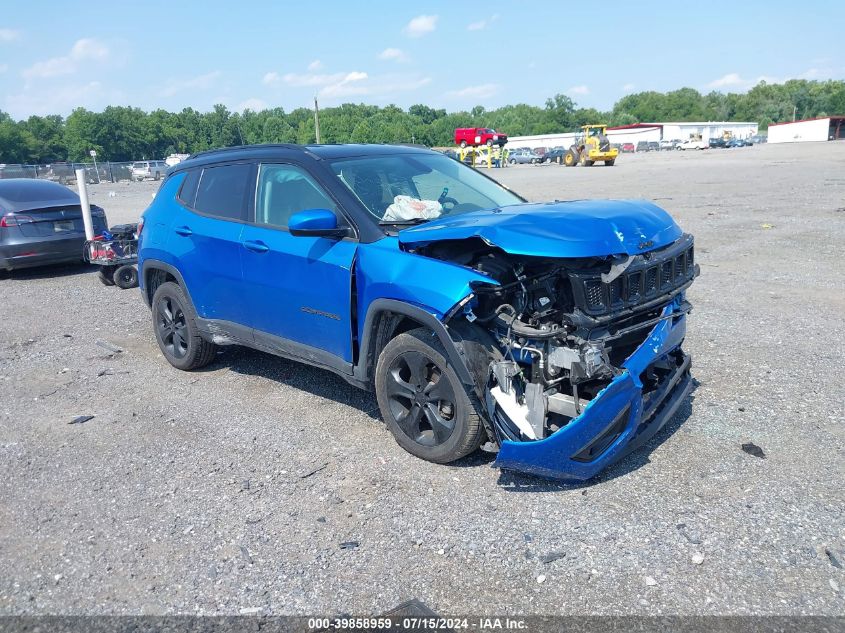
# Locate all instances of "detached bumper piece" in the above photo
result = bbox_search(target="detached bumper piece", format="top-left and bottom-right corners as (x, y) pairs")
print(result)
(493, 304), (692, 481)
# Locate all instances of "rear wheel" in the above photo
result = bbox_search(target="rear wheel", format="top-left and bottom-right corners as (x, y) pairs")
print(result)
(375, 328), (484, 464)
(113, 264), (138, 289)
(564, 150), (578, 166)
(459, 141), (467, 148)
(98, 267), (115, 286)
(486, 139), (494, 147)
(605, 159), (616, 166)
(151, 281), (218, 370)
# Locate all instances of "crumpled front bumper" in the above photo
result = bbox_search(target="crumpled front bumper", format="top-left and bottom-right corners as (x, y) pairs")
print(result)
(492, 302), (692, 481)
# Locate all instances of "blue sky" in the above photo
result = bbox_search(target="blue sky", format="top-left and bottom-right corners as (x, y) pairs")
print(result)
(0, 1), (841, 119)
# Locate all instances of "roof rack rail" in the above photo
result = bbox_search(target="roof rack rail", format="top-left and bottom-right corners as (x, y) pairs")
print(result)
(187, 143), (303, 160)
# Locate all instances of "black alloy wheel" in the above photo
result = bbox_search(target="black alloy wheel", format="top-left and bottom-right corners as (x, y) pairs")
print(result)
(385, 350), (457, 447)
(156, 295), (189, 360)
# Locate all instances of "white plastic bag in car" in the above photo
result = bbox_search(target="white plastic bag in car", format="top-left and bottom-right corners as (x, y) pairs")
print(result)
(382, 195), (443, 222)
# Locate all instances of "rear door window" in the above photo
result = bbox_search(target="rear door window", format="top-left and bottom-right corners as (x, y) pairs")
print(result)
(193, 163), (252, 221)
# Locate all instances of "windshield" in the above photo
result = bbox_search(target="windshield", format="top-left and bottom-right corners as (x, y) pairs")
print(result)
(330, 153), (523, 225)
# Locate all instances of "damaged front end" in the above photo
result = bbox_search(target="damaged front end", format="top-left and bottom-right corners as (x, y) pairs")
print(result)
(428, 232), (699, 481)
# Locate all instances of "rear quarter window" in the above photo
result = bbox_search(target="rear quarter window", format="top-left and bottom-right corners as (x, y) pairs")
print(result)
(177, 169), (201, 207)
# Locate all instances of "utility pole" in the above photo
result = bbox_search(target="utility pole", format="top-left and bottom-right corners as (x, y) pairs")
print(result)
(314, 95), (321, 144)
(793, 105), (797, 122)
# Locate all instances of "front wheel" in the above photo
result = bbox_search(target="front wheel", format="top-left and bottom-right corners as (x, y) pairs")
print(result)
(151, 281), (218, 370)
(375, 328), (485, 464)
(564, 150), (578, 166)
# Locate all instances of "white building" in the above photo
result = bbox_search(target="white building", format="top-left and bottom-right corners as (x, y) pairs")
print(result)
(506, 121), (758, 150)
(767, 116), (845, 143)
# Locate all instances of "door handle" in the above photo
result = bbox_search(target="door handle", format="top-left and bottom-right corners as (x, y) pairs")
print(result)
(243, 240), (269, 253)
(174, 226), (193, 236)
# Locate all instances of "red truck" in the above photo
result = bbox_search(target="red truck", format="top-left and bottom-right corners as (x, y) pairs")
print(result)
(454, 127), (508, 148)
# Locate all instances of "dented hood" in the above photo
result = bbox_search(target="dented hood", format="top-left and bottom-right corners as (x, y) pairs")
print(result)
(398, 199), (683, 258)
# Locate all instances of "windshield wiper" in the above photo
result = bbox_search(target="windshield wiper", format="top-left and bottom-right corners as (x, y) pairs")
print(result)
(379, 217), (433, 226)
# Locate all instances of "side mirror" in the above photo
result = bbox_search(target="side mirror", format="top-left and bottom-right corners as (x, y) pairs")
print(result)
(288, 208), (347, 238)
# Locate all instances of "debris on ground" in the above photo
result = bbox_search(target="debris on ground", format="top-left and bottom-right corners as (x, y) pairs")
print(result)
(644, 576), (658, 586)
(339, 541), (359, 550)
(741, 442), (766, 459)
(69, 415), (95, 425)
(825, 548), (842, 569)
(95, 340), (123, 354)
(536, 574), (546, 584)
(539, 551), (566, 564)
(240, 545), (253, 564)
(676, 523), (703, 545)
(299, 462), (329, 479)
(691, 553), (705, 565)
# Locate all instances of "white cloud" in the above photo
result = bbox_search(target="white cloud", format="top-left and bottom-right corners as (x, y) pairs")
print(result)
(22, 37), (111, 79)
(320, 71), (369, 97)
(446, 83), (501, 100)
(320, 74), (431, 100)
(378, 47), (409, 63)
(159, 71), (221, 97)
(622, 82), (636, 92)
(307, 59), (323, 71)
(236, 98), (268, 112)
(404, 14), (438, 38)
(567, 85), (590, 96)
(5, 80), (125, 118)
(263, 71), (280, 85)
(467, 13), (499, 31)
(0, 28), (20, 42)
(707, 72), (745, 89)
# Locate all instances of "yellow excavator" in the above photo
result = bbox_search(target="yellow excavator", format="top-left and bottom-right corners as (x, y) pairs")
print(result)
(563, 124), (619, 167)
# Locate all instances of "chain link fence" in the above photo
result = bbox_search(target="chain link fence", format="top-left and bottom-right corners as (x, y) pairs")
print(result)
(0, 161), (139, 184)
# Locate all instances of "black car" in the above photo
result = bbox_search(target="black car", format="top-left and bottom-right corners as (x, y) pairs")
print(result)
(708, 137), (727, 149)
(542, 148), (567, 163)
(647, 141), (660, 152)
(636, 141), (650, 152)
(0, 179), (108, 271)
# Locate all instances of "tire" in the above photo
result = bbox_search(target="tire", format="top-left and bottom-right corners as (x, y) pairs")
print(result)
(486, 139), (493, 147)
(154, 171), (161, 181)
(98, 267), (115, 286)
(509, 159), (516, 164)
(564, 150), (578, 166)
(459, 141), (467, 148)
(113, 264), (138, 289)
(375, 328), (484, 464)
(605, 159), (615, 166)
(151, 281), (218, 371)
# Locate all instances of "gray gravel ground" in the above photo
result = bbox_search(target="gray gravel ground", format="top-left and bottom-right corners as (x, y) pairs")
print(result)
(0, 143), (843, 616)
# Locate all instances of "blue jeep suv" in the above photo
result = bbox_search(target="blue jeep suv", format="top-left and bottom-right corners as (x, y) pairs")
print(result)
(138, 143), (698, 481)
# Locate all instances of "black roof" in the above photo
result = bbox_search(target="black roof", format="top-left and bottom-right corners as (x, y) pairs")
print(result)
(175, 143), (434, 172)
(0, 179), (79, 212)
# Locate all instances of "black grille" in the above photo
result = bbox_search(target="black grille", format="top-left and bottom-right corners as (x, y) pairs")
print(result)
(645, 267), (658, 294)
(608, 278), (623, 305)
(628, 271), (642, 300)
(570, 236), (697, 317)
(585, 280), (604, 309)
(661, 261), (673, 287)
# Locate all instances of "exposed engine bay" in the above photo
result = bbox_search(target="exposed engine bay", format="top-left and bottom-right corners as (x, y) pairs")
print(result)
(417, 234), (698, 443)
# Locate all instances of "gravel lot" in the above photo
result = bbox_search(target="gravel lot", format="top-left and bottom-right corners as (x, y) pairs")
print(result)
(1, 143), (843, 616)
